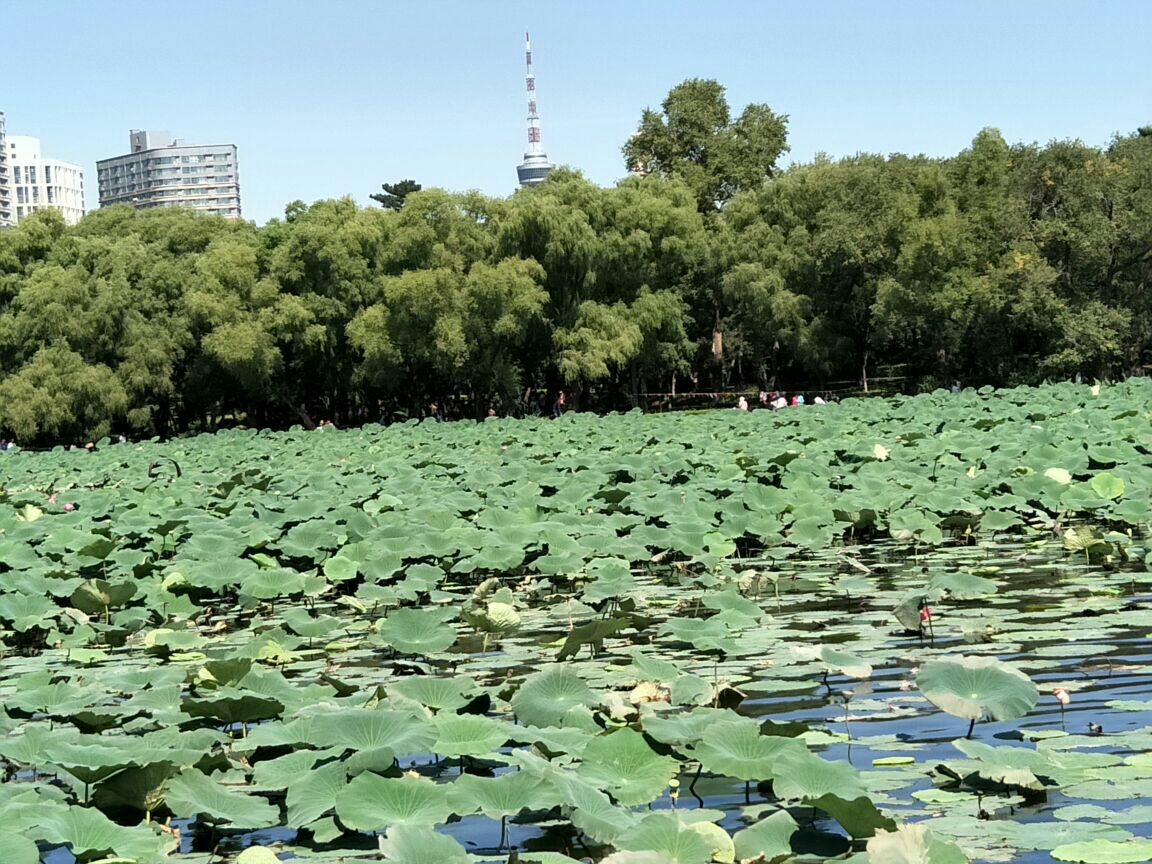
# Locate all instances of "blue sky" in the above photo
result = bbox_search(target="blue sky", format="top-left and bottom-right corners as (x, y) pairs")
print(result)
(5, 0), (1149, 224)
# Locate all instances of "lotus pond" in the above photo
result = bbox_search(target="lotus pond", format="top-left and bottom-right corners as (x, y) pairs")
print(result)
(2, 380), (1152, 864)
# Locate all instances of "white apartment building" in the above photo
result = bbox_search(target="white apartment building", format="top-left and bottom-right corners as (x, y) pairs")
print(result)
(0, 113), (12, 227)
(7, 135), (86, 225)
(97, 130), (240, 217)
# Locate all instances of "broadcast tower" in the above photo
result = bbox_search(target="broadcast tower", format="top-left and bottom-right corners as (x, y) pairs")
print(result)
(516, 32), (554, 187)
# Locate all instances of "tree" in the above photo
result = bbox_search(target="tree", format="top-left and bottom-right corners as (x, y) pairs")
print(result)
(623, 79), (789, 211)
(370, 179), (422, 211)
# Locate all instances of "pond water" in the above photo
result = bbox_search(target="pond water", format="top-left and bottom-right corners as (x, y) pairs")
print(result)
(5, 382), (1152, 864)
(134, 533), (1152, 864)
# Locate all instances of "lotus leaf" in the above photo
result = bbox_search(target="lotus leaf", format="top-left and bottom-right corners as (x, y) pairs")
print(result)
(335, 773), (452, 832)
(1051, 839), (1152, 863)
(447, 772), (550, 820)
(285, 759), (347, 826)
(576, 728), (678, 806)
(165, 769), (280, 828)
(377, 607), (459, 655)
(917, 656), (1037, 724)
(693, 718), (807, 781)
(305, 707), (435, 756)
(432, 714), (512, 758)
(511, 666), (597, 728)
(866, 824), (968, 863)
(615, 812), (715, 864)
(235, 847), (283, 864)
(376, 824), (470, 864)
(732, 809), (799, 863)
(0, 832), (39, 864)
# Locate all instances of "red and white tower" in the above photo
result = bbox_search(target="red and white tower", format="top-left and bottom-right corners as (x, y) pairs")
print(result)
(516, 31), (554, 187)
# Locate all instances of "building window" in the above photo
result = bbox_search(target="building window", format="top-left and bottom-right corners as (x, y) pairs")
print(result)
(47, 188), (54, 203)
(16, 187), (24, 204)
(44, 166), (52, 184)
(28, 166), (36, 184)
(13, 166), (20, 184)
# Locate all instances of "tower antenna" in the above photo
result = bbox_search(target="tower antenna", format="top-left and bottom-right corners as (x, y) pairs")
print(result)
(517, 31), (554, 186)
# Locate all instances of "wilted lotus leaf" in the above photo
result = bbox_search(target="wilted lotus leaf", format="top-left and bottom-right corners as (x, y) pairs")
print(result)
(866, 823), (969, 863)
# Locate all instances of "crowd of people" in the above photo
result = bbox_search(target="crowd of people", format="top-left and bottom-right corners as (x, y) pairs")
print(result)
(735, 391), (832, 411)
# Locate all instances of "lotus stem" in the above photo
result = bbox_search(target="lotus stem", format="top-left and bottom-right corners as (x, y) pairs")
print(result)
(966, 717), (976, 739)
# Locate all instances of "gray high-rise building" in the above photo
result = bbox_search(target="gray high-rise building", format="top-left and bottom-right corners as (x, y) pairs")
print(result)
(0, 113), (13, 227)
(516, 33), (554, 187)
(97, 130), (241, 217)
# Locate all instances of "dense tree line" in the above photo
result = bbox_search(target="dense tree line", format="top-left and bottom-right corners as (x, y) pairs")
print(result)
(0, 80), (1149, 443)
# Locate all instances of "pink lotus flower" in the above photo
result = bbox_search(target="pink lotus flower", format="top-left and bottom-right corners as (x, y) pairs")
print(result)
(919, 607), (933, 622)
(62, 502), (75, 512)
(47, 493), (57, 504)
(1053, 688), (1071, 706)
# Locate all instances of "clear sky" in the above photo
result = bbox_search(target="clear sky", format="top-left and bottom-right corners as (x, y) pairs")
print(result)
(5, 0), (1149, 224)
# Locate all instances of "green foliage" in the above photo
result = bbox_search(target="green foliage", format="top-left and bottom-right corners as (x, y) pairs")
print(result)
(1, 105), (1150, 439)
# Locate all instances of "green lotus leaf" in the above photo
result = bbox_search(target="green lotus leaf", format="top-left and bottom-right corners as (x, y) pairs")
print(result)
(447, 772), (548, 820)
(432, 714), (512, 758)
(793, 645), (872, 679)
(322, 554), (359, 583)
(1051, 839), (1152, 863)
(771, 748), (868, 801)
(866, 824), (968, 863)
(562, 774), (641, 844)
(463, 600), (521, 634)
(306, 707), (435, 756)
(240, 566), (308, 599)
(375, 824), (469, 864)
(615, 812), (715, 864)
(284, 759), (347, 826)
(601, 853), (672, 864)
(377, 607), (459, 655)
(511, 666), (597, 728)
(70, 579), (137, 615)
(732, 809), (799, 863)
(180, 688), (284, 724)
(689, 820), (735, 864)
(808, 793), (897, 839)
(576, 728), (678, 806)
(693, 718), (806, 781)
(389, 676), (475, 713)
(236, 846), (284, 864)
(91, 762), (176, 815)
(335, 773), (452, 832)
(165, 769), (280, 828)
(917, 656), (1037, 723)
(1089, 472), (1125, 500)
(0, 592), (58, 632)
(0, 831), (39, 864)
(38, 804), (175, 861)
(928, 572), (998, 599)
